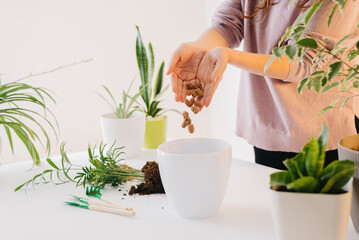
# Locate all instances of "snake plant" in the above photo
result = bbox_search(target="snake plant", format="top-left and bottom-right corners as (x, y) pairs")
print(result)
(270, 123), (356, 194)
(134, 26), (176, 118)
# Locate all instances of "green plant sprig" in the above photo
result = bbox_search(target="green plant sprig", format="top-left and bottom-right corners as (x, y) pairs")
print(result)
(15, 142), (144, 191)
(270, 123), (356, 194)
(265, 1), (359, 116)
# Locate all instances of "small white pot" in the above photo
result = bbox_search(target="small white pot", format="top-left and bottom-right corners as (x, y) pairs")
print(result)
(101, 111), (145, 159)
(270, 189), (352, 240)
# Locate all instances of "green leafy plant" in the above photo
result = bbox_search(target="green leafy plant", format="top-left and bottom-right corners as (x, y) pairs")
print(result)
(270, 123), (356, 194)
(135, 26), (179, 118)
(265, 0), (359, 115)
(0, 59), (91, 165)
(99, 79), (143, 119)
(0, 81), (57, 165)
(15, 142), (144, 191)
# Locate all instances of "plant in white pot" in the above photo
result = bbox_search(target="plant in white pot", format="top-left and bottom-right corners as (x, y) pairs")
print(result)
(134, 26), (179, 149)
(265, 0), (359, 231)
(269, 123), (356, 240)
(99, 80), (146, 158)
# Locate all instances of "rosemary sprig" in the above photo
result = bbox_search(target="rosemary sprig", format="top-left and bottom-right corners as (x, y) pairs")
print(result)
(15, 142), (144, 191)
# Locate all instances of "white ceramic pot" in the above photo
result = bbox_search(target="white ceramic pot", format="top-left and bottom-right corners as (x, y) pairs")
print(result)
(101, 111), (145, 159)
(270, 189), (352, 240)
(338, 134), (359, 233)
(157, 138), (232, 219)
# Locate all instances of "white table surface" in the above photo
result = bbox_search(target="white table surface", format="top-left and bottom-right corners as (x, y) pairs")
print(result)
(0, 149), (358, 240)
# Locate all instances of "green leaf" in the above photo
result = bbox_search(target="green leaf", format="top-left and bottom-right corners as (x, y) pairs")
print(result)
(292, 26), (306, 41)
(321, 81), (339, 93)
(270, 171), (292, 186)
(357, 41), (359, 50)
(283, 153), (304, 179)
(320, 160), (355, 193)
(304, 1), (323, 25)
(272, 47), (284, 57)
(135, 26), (149, 107)
(316, 106), (334, 116)
(327, 5), (338, 30)
(313, 78), (321, 93)
(264, 55), (276, 73)
(148, 42), (155, 81)
(154, 62), (165, 98)
(297, 38), (318, 49)
(287, 176), (320, 193)
(353, 80), (359, 89)
(297, 77), (308, 94)
(285, 45), (297, 60)
(304, 137), (320, 177)
(328, 61), (342, 81)
(340, 97), (350, 110)
(47, 158), (59, 170)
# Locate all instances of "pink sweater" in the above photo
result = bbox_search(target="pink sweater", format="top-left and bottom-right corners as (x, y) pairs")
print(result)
(211, 0), (359, 152)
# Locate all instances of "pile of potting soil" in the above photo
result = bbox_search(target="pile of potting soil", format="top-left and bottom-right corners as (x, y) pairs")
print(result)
(129, 161), (165, 195)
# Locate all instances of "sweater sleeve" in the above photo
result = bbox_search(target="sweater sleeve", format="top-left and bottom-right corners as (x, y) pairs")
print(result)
(286, 0), (359, 82)
(210, 0), (244, 49)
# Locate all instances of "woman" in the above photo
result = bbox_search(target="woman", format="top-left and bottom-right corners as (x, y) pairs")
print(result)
(167, 0), (359, 169)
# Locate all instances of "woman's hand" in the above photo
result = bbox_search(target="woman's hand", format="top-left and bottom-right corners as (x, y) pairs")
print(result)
(166, 43), (205, 102)
(197, 47), (229, 108)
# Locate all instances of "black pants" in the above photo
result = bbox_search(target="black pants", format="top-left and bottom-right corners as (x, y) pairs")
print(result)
(254, 116), (359, 170)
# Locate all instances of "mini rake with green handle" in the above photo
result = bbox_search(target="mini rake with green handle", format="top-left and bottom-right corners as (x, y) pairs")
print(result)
(86, 186), (133, 211)
(65, 201), (135, 217)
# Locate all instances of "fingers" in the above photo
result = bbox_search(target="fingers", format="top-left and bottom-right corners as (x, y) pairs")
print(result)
(167, 52), (180, 75)
(203, 82), (214, 107)
(171, 73), (178, 93)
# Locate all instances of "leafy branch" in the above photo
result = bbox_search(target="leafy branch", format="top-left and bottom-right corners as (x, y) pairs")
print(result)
(266, 0), (359, 116)
(15, 142), (144, 191)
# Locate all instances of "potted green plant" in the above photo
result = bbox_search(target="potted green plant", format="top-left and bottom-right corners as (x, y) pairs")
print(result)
(269, 123), (356, 240)
(266, 0), (359, 232)
(99, 80), (146, 158)
(134, 26), (178, 149)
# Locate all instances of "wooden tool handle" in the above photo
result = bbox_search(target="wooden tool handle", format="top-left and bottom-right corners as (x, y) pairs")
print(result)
(89, 205), (135, 217)
(100, 196), (133, 211)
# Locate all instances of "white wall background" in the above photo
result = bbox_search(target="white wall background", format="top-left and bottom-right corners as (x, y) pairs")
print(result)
(0, 0), (253, 164)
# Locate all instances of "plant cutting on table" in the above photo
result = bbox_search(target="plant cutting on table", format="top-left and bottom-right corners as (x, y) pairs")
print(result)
(15, 142), (144, 191)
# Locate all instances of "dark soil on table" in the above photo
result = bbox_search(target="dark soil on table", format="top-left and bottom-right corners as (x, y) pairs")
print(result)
(129, 161), (165, 195)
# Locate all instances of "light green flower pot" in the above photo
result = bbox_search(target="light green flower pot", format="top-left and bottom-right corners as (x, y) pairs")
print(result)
(143, 115), (167, 149)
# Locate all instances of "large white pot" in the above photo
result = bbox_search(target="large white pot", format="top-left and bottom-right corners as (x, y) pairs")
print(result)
(101, 111), (145, 159)
(270, 189), (352, 240)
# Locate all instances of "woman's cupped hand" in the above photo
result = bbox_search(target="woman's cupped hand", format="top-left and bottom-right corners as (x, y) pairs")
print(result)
(167, 44), (229, 110)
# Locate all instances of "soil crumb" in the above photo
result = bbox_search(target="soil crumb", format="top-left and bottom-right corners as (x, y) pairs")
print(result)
(129, 161), (165, 195)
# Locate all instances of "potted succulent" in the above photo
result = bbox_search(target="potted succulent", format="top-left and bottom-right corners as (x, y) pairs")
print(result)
(269, 123), (356, 240)
(134, 26), (179, 149)
(266, 0), (359, 232)
(99, 80), (146, 158)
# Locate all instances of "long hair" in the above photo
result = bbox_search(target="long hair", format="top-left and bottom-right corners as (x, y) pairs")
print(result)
(244, 0), (312, 20)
